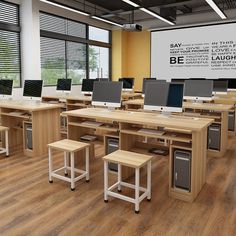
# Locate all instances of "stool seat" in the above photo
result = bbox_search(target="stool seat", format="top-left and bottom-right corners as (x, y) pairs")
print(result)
(48, 139), (89, 153)
(103, 150), (152, 168)
(0, 126), (9, 132)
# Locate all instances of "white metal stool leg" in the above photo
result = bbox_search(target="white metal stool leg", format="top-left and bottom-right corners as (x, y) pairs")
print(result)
(118, 164), (122, 192)
(48, 147), (53, 183)
(64, 151), (68, 176)
(135, 168), (140, 213)
(147, 161), (152, 201)
(85, 147), (90, 182)
(70, 152), (75, 191)
(5, 129), (9, 157)
(104, 161), (108, 202)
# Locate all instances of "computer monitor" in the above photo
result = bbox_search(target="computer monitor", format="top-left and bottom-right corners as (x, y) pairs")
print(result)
(56, 79), (72, 92)
(0, 79), (13, 97)
(212, 79), (228, 94)
(220, 79), (236, 90)
(166, 83), (184, 112)
(184, 80), (213, 101)
(23, 80), (43, 100)
(81, 79), (98, 95)
(144, 82), (184, 113)
(92, 81), (123, 108)
(119, 78), (134, 91)
(142, 78), (165, 95)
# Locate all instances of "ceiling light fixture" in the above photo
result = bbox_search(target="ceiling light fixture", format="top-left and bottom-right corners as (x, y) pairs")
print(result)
(92, 16), (123, 27)
(205, 0), (227, 19)
(40, 0), (90, 16)
(122, 0), (140, 8)
(140, 8), (175, 26)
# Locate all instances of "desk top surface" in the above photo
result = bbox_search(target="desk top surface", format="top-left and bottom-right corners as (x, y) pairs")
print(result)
(64, 108), (213, 131)
(0, 100), (61, 111)
(183, 102), (233, 111)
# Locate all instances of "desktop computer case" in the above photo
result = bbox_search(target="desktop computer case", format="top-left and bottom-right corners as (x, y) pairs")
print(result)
(107, 138), (119, 172)
(228, 111), (235, 131)
(208, 124), (221, 150)
(173, 150), (191, 191)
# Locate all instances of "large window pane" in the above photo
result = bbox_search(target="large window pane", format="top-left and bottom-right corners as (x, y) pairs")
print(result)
(67, 42), (86, 84)
(89, 46), (109, 79)
(89, 26), (109, 43)
(40, 37), (66, 86)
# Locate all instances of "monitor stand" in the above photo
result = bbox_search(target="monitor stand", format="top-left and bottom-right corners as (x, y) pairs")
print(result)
(157, 111), (171, 118)
(193, 100), (203, 104)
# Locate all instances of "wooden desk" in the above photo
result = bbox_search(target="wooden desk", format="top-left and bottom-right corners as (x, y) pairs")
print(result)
(0, 100), (61, 157)
(121, 92), (142, 101)
(213, 97), (236, 135)
(64, 107), (212, 202)
(123, 99), (144, 110)
(183, 102), (233, 157)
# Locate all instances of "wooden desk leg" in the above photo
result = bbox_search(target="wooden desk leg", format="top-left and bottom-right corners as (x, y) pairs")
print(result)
(104, 161), (108, 202)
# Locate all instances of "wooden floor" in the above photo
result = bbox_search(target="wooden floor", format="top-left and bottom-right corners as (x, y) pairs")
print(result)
(0, 137), (236, 236)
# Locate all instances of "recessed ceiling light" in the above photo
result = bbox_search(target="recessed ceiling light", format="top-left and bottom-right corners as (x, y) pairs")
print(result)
(140, 8), (175, 26)
(205, 0), (227, 19)
(40, 0), (90, 16)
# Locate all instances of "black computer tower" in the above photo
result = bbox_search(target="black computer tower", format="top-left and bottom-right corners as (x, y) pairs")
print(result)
(107, 138), (119, 172)
(173, 150), (191, 191)
(228, 111), (235, 131)
(208, 124), (221, 150)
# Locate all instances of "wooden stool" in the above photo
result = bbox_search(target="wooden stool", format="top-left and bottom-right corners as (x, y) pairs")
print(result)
(48, 139), (90, 191)
(0, 126), (9, 157)
(103, 150), (152, 213)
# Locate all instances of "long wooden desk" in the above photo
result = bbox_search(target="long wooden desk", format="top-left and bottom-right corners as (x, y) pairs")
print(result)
(64, 107), (213, 202)
(123, 98), (232, 157)
(0, 100), (61, 157)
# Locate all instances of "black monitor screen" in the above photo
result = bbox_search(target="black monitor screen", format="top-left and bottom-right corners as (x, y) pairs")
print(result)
(56, 79), (72, 91)
(119, 78), (134, 89)
(167, 83), (184, 108)
(82, 79), (98, 92)
(92, 81), (122, 104)
(184, 80), (213, 97)
(142, 79), (165, 94)
(213, 80), (228, 92)
(144, 82), (169, 106)
(221, 79), (236, 89)
(0, 80), (13, 95)
(23, 80), (43, 98)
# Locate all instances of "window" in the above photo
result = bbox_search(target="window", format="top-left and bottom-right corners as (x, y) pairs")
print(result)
(40, 13), (111, 85)
(0, 1), (21, 87)
(89, 26), (109, 43)
(89, 46), (109, 79)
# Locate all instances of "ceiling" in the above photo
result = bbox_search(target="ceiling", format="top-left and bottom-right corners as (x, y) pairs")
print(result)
(48, 0), (236, 29)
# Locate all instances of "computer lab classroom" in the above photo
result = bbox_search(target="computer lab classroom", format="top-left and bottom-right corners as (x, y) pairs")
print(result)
(1, 0), (236, 235)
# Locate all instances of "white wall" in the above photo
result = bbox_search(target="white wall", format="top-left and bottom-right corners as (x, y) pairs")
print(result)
(6, 0), (111, 99)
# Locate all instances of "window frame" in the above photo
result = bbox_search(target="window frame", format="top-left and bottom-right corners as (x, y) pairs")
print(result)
(40, 12), (112, 87)
(0, 0), (21, 88)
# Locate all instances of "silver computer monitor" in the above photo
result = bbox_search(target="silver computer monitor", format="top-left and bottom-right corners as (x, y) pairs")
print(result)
(81, 79), (98, 95)
(0, 79), (13, 98)
(144, 82), (184, 113)
(212, 79), (228, 94)
(119, 78), (134, 92)
(184, 80), (213, 101)
(92, 81), (123, 108)
(142, 78), (165, 95)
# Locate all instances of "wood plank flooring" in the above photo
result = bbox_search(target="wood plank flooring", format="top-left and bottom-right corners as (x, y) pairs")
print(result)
(0, 138), (236, 236)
